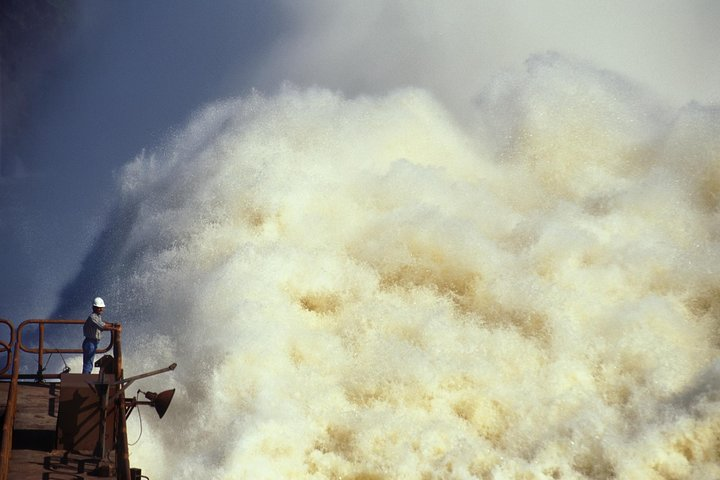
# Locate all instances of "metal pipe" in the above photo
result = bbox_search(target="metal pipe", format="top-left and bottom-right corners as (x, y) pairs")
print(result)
(110, 363), (178, 389)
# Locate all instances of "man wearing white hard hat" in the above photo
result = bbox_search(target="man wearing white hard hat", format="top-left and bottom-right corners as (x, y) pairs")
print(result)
(82, 297), (118, 374)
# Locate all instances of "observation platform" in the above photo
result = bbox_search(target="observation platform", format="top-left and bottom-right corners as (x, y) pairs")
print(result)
(0, 318), (175, 480)
(0, 381), (116, 479)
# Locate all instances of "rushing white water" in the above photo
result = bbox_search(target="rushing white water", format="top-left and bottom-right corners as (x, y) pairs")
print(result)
(76, 54), (719, 479)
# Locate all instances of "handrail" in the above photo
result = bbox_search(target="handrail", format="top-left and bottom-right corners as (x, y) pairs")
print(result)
(8, 319), (114, 381)
(0, 319), (13, 376)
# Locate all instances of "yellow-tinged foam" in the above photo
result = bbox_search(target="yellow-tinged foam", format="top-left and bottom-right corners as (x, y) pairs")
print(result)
(111, 59), (719, 479)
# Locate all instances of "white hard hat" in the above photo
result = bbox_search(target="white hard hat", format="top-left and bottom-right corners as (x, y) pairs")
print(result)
(92, 297), (106, 308)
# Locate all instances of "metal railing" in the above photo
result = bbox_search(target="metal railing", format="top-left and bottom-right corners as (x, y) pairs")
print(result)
(0, 319), (131, 480)
(0, 320), (13, 377)
(0, 319), (114, 381)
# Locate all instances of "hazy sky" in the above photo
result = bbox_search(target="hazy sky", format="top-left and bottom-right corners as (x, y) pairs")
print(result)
(1, 0), (718, 321)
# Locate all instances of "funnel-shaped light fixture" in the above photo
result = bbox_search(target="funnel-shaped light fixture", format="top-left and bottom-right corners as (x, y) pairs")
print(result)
(143, 389), (175, 419)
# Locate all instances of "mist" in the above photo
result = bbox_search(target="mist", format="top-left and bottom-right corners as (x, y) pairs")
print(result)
(1, 1), (720, 479)
(2, 0), (719, 320)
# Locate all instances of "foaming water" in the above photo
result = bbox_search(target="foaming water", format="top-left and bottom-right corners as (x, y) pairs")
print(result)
(78, 55), (719, 479)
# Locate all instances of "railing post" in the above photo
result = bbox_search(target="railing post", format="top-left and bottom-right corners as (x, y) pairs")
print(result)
(0, 332), (22, 480)
(0, 319), (14, 377)
(36, 323), (45, 382)
(113, 325), (131, 480)
(114, 327), (123, 383)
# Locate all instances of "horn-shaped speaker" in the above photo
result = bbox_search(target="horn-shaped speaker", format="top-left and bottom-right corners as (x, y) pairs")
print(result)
(144, 389), (175, 419)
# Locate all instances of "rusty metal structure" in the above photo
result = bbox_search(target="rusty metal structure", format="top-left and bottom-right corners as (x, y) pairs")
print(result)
(0, 318), (175, 480)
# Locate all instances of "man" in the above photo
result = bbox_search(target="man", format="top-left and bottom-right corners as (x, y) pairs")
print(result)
(82, 297), (117, 374)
